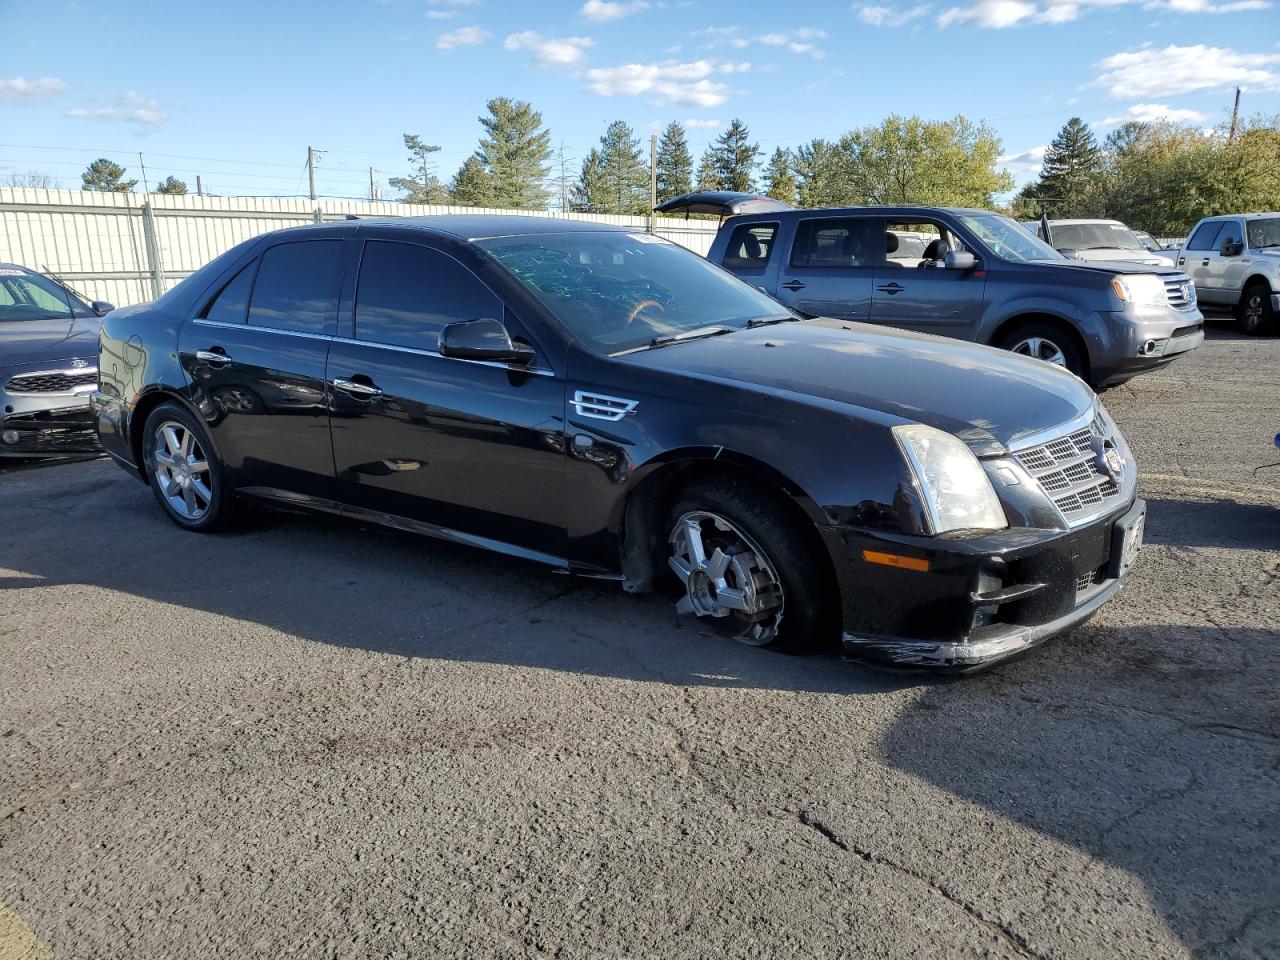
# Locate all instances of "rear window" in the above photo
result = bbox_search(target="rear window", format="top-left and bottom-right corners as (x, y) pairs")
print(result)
(790, 218), (879, 269)
(246, 240), (343, 334)
(201, 263), (255, 325)
(721, 223), (777, 272)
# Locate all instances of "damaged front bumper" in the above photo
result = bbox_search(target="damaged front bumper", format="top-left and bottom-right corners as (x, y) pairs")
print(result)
(0, 405), (100, 457)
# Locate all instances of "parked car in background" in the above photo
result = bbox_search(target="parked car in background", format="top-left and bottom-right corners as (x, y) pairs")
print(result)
(680, 194), (1203, 388)
(1025, 219), (1176, 267)
(0, 262), (112, 458)
(94, 216), (1144, 670)
(1176, 213), (1280, 335)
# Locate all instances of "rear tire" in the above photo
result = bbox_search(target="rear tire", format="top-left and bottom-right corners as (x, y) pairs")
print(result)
(1238, 282), (1277, 336)
(142, 402), (235, 532)
(665, 474), (837, 654)
(999, 321), (1087, 380)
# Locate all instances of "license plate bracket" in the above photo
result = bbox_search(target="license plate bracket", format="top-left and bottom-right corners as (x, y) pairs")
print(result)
(1109, 499), (1146, 579)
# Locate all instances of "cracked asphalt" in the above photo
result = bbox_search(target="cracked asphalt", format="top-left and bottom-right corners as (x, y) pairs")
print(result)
(1, 323), (1277, 959)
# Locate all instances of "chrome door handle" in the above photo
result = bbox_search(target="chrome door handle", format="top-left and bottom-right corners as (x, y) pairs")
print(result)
(1201, 259), (1210, 265)
(195, 349), (232, 365)
(333, 377), (383, 398)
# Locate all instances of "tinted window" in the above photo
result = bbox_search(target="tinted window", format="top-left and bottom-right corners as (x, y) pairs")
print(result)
(721, 223), (777, 271)
(1246, 217), (1280, 249)
(790, 218), (880, 268)
(1187, 221), (1225, 251)
(247, 240), (343, 334)
(201, 263), (255, 324)
(1216, 220), (1243, 250)
(0, 269), (73, 322)
(354, 241), (501, 351)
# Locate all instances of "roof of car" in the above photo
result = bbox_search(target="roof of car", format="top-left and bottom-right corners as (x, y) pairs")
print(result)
(730, 205), (996, 220)
(1045, 219), (1126, 226)
(0, 261), (33, 272)
(1198, 212), (1280, 221)
(356, 214), (629, 240)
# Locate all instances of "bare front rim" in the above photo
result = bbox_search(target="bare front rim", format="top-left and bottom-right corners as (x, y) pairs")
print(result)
(1010, 336), (1067, 367)
(152, 421), (213, 520)
(668, 511), (784, 645)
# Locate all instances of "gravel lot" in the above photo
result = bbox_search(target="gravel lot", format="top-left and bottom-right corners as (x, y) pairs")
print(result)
(1, 324), (1277, 960)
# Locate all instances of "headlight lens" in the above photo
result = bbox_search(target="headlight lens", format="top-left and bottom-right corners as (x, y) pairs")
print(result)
(1111, 274), (1168, 307)
(893, 424), (1008, 534)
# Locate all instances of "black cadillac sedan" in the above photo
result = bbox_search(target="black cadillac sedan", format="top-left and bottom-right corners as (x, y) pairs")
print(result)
(93, 216), (1144, 669)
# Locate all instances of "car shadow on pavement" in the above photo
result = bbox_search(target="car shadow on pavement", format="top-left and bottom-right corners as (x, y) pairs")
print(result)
(1143, 496), (1280, 552)
(879, 620), (1280, 958)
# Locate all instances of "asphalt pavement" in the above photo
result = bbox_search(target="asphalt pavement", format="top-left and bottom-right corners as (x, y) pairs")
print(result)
(1, 323), (1277, 959)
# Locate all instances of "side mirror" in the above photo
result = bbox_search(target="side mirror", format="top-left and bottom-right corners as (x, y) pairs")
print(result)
(438, 317), (535, 365)
(91, 300), (115, 316)
(944, 250), (976, 271)
(1219, 239), (1243, 257)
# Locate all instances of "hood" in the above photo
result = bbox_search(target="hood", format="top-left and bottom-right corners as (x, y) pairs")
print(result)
(1070, 248), (1174, 267)
(0, 315), (102, 370)
(621, 319), (1093, 454)
(1034, 258), (1182, 278)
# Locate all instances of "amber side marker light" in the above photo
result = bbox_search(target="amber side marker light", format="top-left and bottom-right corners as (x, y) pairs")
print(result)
(862, 549), (930, 573)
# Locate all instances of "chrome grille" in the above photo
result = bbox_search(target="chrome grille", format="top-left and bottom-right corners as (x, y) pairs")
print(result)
(1014, 415), (1126, 526)
(5, 369), (97, 394)
(1162, 274), (1196, 310)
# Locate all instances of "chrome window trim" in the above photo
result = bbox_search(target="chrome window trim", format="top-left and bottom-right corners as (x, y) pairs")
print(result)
(192, 318), (331, 342)
(330, 335), (556, 378)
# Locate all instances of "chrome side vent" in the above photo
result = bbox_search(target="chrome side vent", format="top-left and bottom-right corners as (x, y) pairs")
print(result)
(572, 390), (638, 422)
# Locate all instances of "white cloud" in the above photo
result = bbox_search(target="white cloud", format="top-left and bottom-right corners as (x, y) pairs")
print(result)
(856, 4), (932, 26)
(583, 59), (733, 107)
(1095, 43), (1280, 98)
(426, 10), (456, 18)
(427, 0), (478, 5)
(938, 0), (1268, 27)
(939, 1), (1037, 27)
(683, 118), (722, 128)
(1099, 101), (1210, 127)
(580, 0), (650, 21)
(0, 76), (67, 104)
(504, 31), (595, 67)
(436, 25), (490, 48)
(999, 145), (1048, 176)
(755, 28), (827, 57)
(1147, 0), (1270, 10)
(66, 91), (169, 127)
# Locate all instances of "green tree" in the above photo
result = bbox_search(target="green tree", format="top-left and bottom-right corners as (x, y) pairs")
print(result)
(592, 120), (648, 215)
(793, 139), (855, 207)
(841, 115), (1012, 207)
(154, 175), (187, 195)
(448, 155), (496, 207)
(1028, 117), (1105, 218)
(762, 147), (797, 204)
(476, 97), (551, 209)
(81, 158), (136, 193)
(571, 148), (608, 213)
(694, 147), (718, 191)
(389, 133), (449, 204)
(708, 118), (759, 192)
(655, 121), (693, 203)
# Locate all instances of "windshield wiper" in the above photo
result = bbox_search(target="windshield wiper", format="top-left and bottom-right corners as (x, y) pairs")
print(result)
(746, 315), (799, 328)
(647, 325), (735, 348)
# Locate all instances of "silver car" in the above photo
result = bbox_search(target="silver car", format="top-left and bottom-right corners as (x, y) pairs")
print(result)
(0, 263), (112, 457)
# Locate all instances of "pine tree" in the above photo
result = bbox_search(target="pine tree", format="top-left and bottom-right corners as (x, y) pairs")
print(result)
(476, 98), (552, 209)
(594, 120), (648, 215)
(81, 158), (136, 193)
(449, 156), (495, 208)
(389, 134), (449, 204)
(655, 121), (693, 203)
(709, 118), (760, 193)
(1030, 117), (1104, 218)
(762, 147), (796, 204)
(571, 148), (608, 213)
(695, 147), (719, 191)
(154, 175), (187, 195)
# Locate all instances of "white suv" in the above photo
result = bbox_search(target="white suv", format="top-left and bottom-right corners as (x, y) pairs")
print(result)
(1027, 219), (1176, 267)
(1176, 214), (1280, 335)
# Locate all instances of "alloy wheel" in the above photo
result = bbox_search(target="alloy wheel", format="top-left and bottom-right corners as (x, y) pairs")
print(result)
(1243, 292), (1264, 329)
(152, 421), (213, 521)
(668, 511), (784, 645)
(1010, 336), (1067, 366)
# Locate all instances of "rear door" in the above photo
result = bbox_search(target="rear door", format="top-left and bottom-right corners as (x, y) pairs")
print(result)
(325, 233), (567, 558)
(1178, 220), (1225, 301)
(774, 216), (877, 320)
(180, 234), (345, 498)
(868, 217), (987, 340)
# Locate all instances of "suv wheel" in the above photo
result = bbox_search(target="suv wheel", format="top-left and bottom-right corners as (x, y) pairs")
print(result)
(665, 475), (835, 653)
(1000, 322), (1086, 379)
(142, 402), (235, 531)
(1239, 282), (1277, 336)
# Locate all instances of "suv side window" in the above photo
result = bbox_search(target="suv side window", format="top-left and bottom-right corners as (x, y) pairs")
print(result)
(790, 218), (880, 269)
(722, 223), (777, 272)
(201, 262), (256, 324)
(355, 240), (501, 351)
(1186, 221), (1225, 252)
(247, 240), (344, 334)
(1216, 220), (1243, 251)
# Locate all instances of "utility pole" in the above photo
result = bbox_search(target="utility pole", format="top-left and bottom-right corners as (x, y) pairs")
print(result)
(307, 145), (318, 200)
(649, 134), (658, 233)
(196, 175), (203, 197)
(1228, 87), (1242, 143)
(138, 152), (151, 195)
(369, 167), (377, 201)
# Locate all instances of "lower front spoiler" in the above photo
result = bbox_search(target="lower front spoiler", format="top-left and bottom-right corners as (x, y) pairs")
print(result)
(842, 577), (1122, 671)
(0, 406), (100, 458)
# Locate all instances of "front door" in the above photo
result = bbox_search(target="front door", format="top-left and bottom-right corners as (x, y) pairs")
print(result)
(773, 216), (877, 321)
(180, 235), (345, 498)
(868, 218), (987, 340)
(326, 236), (567, 559)
(1178, 221), (1225, 302)
(1205, 219), (1247, 299)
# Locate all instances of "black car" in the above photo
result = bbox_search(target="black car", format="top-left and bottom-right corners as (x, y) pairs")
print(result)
(94, 217), (1144, 669)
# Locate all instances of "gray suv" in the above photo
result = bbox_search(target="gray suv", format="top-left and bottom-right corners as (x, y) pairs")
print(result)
(687, 198), (1204, 388)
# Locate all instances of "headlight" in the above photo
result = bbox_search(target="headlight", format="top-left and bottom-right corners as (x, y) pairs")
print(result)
(893, 424), (1008, 534)
(1111, 274), (1167, 307)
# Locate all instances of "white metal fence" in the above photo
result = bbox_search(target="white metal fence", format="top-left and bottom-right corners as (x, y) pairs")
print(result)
(0, 188), (722, 308)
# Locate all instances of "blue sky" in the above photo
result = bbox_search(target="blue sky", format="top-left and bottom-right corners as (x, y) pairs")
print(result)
(2, 0), (1278, 201)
